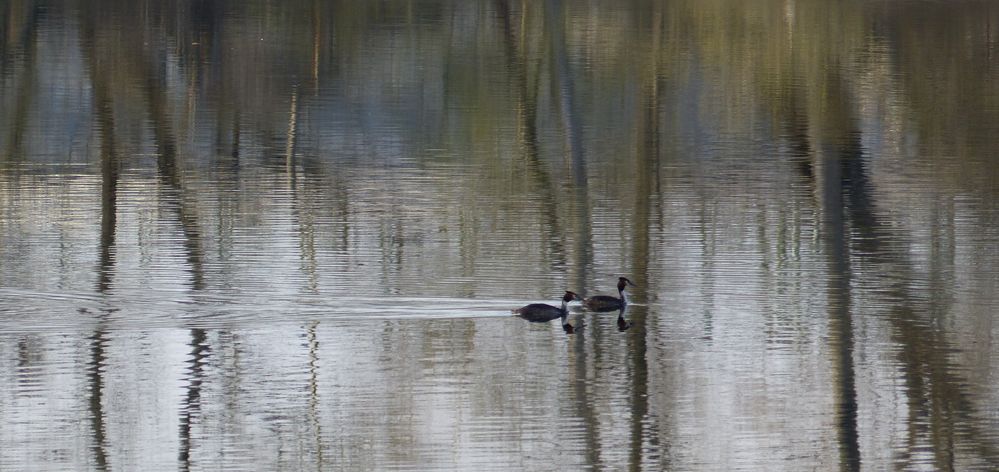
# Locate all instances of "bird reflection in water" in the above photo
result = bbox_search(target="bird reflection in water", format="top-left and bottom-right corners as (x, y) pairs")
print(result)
(562, 315), (580, 334)
(616, 306), (631, 331)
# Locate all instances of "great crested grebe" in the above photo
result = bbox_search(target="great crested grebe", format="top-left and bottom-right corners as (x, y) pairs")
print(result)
(583, 277), (636, 312)
(513, 291), (582, 323)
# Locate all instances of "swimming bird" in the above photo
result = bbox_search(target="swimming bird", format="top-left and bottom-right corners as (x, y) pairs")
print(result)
(583, 277), (636, 312)
(513, 291), (582, 323)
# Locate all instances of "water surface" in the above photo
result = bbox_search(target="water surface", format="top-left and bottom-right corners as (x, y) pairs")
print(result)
(1, 1), (998, 470)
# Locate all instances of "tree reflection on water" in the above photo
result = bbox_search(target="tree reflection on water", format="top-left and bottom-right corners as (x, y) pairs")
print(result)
(1, 0), (997, 470)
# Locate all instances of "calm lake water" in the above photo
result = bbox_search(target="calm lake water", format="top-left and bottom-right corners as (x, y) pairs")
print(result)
(2, 0), (998, 470)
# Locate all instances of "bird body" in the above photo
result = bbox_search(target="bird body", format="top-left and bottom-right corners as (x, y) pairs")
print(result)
(583, 277), (636, 312)
(513, 291), (581, 322)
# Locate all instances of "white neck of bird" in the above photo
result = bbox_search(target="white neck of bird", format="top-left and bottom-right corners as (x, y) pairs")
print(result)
(560, 299), (568, 311)
(619, 287), (628, 305)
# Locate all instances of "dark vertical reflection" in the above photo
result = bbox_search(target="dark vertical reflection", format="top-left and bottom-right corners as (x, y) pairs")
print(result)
(814, 56), (999, 467)
(819, 143), (861, 472)
(86, 329), (110, 472)
(294, 175), (320, 293)
(285, 85), (300, 177)
(178, 329), (209, 472)
(0, 0), (43, 77)
(889, 295), (999, 468)
(539, 1), (603, 467)
(814, 73), (861, 472)
(545, 0), (592, 287)
(311, 0), (322, 92)
(1, 2), (42, 163)
(287, 86), (320, 293)
(140, 44), (206, 291)
(833, 98), (999, 469)
(627, 4), (666, 469)
(497, 0), (565, 269)
(131, 12), (210, 468)
(88, 51), (119, 294)
(779, 79), (815, 179)
(829, 116), (999, 470)
(141, 68), (210, 472)
(787, 23), (999, 468)
(80, 4), (117, 468)
(307, 322), (324, 469)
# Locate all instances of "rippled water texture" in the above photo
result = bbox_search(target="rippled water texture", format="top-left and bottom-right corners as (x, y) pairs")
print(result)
(2, 1), (998, 470)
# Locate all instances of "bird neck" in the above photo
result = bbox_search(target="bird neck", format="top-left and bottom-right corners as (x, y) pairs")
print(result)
(619, 288), (628, 305)
(560, 298), (568, 312)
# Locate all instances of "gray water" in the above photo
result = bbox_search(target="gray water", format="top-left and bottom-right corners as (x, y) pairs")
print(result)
(2, 1), (998, 470)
